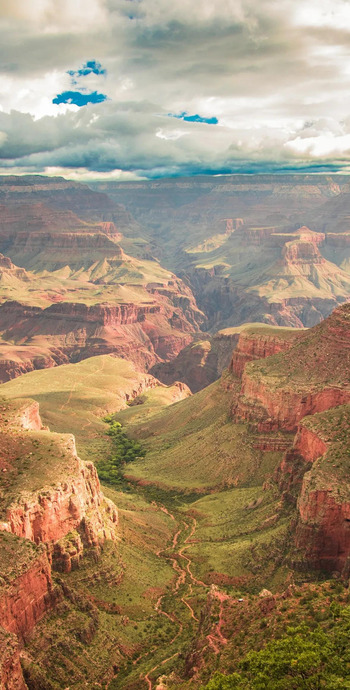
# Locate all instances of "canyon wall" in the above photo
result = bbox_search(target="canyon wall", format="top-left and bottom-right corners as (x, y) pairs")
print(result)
(0, 628), (28, 690)
(230, 327), (302, 379)
(229, 306), (350, 574)
(0, 294), (202, 382)
(0, 397), (120, 685)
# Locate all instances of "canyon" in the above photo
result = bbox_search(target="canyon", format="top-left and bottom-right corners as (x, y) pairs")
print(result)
(0, 173), (350, 688)
(93, 175), (350, 329)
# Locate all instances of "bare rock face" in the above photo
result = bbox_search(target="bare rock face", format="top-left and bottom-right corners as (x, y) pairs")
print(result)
(151, 326), (255, 392)
(230, 326), (303, 379)
(232, 304), (350, 432)
(52, 532), (84, 573)
(0, 293), (203, 382)
(151, 339), (218, 392)
(296, 482), (350, 574)
(0, 540), (53, 640)
(2, 453), (118, 547)
(0, 348), (69, 383)
(0, 627), (28, 689)
(235, 374), (349, 432)
(286, 404), (350, 574)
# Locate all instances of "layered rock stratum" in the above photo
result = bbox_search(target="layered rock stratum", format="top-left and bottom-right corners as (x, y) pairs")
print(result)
(0, 396), (119, 686)
(230, 304), (350, 574)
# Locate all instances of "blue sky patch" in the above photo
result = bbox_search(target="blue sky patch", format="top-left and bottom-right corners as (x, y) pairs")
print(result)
(68, 60), (106, 80)
(52, 91), (108, 107)
(169, 112), (218, 125)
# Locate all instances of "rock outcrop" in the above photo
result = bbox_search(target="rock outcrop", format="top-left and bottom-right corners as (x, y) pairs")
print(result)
(151, 324), (295, 393)
(232, 304), (350, 432)
(230, 325), (303, 379)
(0, 395), (120, 686)
(229, 306), (350, 575)
(0, 536), (53, 640)
(0, 400), (118, 547)
(0, 627), (28, 689)
(291, 405), (350, 574)
(0, 296), (201, 380)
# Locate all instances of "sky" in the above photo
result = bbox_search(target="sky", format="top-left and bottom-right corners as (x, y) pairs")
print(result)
(1, 0), (350, 179)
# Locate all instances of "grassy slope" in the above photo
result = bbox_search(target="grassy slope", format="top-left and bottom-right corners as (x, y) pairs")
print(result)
(122, 380), (282, 492)
(116, 376), (292, 594)
(0, 397), (79, 516)
(0, 355), (186, 463)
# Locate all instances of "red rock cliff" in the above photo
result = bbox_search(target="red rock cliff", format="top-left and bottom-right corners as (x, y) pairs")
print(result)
(1, 434), (118, 547)
(0, 628), (28, 689)
(232, 305), (350, 432)
(296, 479), (350, 574)
(230, 326), (302, 379)
(0, 545), (53, 640)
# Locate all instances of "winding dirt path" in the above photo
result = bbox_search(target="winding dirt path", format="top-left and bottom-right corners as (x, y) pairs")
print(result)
(141, 507), (206, 688)
(133, 503), (229, 689)
(206, 587), (229, 651)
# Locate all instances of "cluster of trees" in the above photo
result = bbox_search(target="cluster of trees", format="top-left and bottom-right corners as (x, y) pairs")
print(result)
(97, 417), (146, 486)
(202, 608), (350, 689)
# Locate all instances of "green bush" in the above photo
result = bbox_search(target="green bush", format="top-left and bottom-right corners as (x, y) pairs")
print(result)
(201, 608), (350, 689)
(97, 418), (146, 486)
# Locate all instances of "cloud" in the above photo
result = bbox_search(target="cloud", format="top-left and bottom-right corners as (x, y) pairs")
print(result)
(1, 0), (350, 176)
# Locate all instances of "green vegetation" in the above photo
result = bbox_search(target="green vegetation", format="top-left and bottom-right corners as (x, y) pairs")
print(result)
(202, 613), (350, 689)
(96, 417), (146, 486)
(122, 379), (279, 492)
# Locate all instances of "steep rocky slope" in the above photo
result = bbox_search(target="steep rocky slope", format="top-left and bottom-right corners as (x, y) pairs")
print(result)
(150, 326), (248, 392)
(150, 323), (300, 393)
(230, 324), (304, 379)
(292, 405), (350, 574)
(232, 303), (350, 432)
(0, 395), (121, 688)
(0, 397), (118, 550)
(227, 305), (350, 574)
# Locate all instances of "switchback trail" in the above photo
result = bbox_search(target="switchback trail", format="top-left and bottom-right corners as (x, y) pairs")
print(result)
(141, 504), (229, 689)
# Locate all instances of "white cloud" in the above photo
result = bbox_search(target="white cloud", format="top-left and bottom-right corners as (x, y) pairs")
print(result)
(1, 0), (350, 175)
